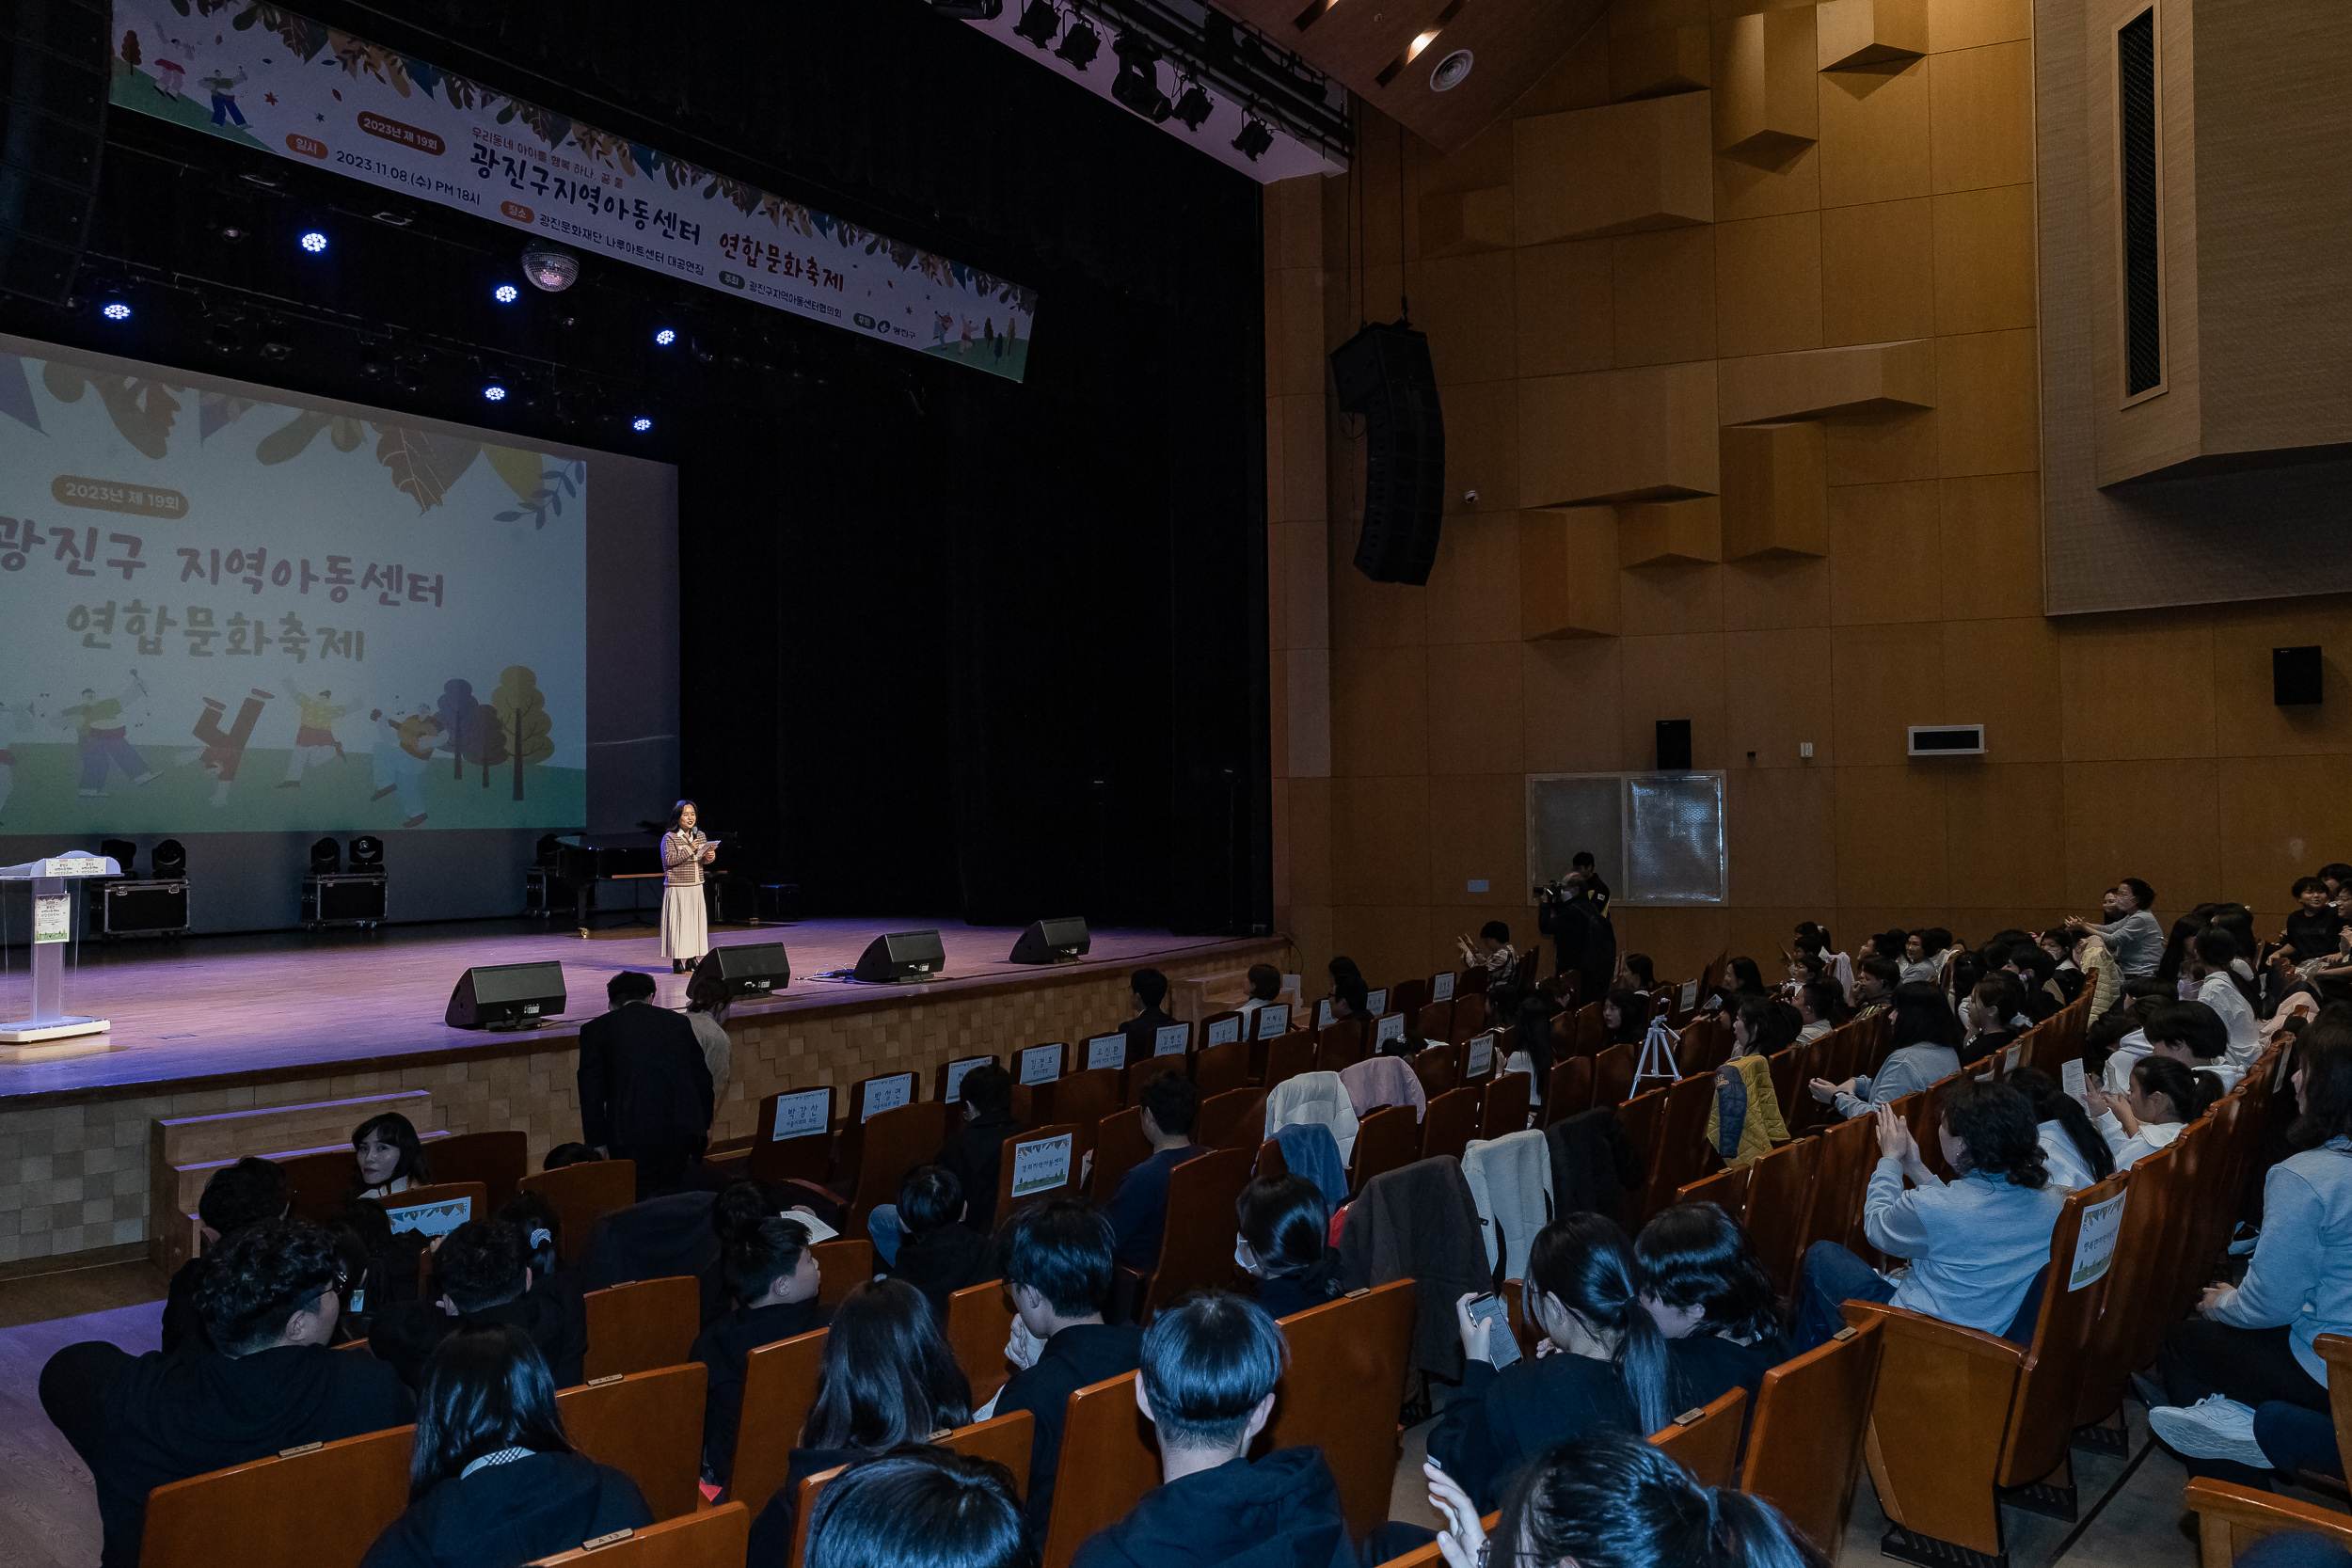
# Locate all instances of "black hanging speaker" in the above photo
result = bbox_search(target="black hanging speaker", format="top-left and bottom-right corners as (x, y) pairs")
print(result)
(1009, 916), (1090, 964)
(0, 0), (110, 304)
(446, 961), (567, 1028)
(694, 942), (791, 1000)
(1329, 321), (1445, 585)
(2274, 645), (2322, 706)
(852, 928), (946, 983)
(1656, 719), (1692, 771)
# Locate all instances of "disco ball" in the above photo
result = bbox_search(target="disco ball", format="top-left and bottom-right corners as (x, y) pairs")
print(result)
(520, 242), (580, 292)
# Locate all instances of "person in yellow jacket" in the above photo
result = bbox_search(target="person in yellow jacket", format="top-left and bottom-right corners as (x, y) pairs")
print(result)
(1705, 996), (1795, 1168)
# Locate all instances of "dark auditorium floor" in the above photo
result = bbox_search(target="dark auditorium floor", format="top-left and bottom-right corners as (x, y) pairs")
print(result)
(0, 1260), (2316, 1568)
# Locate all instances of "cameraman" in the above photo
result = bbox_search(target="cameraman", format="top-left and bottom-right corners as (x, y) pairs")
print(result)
(1537, 859), (1617, 1002)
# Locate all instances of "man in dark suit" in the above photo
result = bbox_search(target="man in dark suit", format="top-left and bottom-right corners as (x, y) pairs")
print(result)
(576, 970), (714, 1197)
(1120, 967), (1179, 1066)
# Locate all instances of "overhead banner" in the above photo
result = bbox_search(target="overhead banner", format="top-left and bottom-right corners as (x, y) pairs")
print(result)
(107, 2), (1037, 381)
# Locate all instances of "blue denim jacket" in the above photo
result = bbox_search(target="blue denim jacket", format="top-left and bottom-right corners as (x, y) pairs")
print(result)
(2209, 1136), (2352, 1384)
(1865, 1160), (2064, 1336)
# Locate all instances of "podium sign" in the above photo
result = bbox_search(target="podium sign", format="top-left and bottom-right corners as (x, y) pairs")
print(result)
(2, 852), (122, 1043)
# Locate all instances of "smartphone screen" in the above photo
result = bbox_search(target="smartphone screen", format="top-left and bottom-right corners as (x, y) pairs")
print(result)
(1466, 1292), (1523, 1369)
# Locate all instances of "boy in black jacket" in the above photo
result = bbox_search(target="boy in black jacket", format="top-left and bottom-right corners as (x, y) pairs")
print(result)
(690, 1214), (827, 1483)
(41, 1218), (413, 1568)
(368, 1219), (587, 1389)
(162, 1156), (289, 1354)
(882, 1165), (993, 1320)
(1072, 1291), (1351, 1568)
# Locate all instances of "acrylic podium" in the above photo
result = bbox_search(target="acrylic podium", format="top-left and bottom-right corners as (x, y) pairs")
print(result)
(1, 850), (122, 1043)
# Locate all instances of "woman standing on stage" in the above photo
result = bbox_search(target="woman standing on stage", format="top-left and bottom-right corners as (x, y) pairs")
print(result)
(662, 800), (715, 975)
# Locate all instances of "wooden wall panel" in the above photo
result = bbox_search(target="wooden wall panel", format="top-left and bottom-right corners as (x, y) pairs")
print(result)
(1714, 212), (1826, 357)
(1820, 198), (1936, 346)
(1816, 57), (1932, 207)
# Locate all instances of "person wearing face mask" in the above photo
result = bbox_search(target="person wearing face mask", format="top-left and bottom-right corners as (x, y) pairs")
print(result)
(1232, 1175), (1341, 1320)
(353, 1111), (432, 1199)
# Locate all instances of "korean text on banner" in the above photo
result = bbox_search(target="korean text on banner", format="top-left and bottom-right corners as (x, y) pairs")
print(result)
(2069, 1190), (2128, 1291)
(1018, 1043), (1063, 1086)
(1153, 1023), (1188, 1057)
(860, 1073), (914, 1120)
(1009, 1133), (1073, 1198)
(33, 894), (70, 944)
(1086, 1034), (1125, 1072)
(771, 1088), (830, 1141)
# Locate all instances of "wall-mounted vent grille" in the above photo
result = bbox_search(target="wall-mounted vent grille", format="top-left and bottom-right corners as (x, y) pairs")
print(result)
(2119, 8), (2162, 397)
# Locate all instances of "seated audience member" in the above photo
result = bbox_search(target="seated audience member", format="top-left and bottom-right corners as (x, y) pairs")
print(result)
(1635, 1203), (1788, 1403)
(370, 1219), (587, 1390)
(2092, 978), (2174, 1091)
(1602, 990), (1651, 1048)
(358, 1325), (648, 1568)
(1794, 980), (1845, 1043)
(355, 1111), (433, 1199)
(542, 1142), (602, 1170)
(1073, 1292), (1351, 1568)
(2155, 1019), (2352, 1486)
(2145, 1000), (2244, 1092)
(702, 1180), (777, 1322)
(2148, 1393), (2347, 1493)
(1427, 1214), (1680, 1512)
(2006, 1068), (2115, 1193)
(41, 1218), (412, 1568)
(1327, 974), (1372, 1025)
(2280, 878), (2344, 966)
(1959, 973), (2028, 1068)
(576, 969), (716, 1199)
(1233, 1174), (1341, 1320)
(1794, 1081), (2064, 1350)
(2038, 931), (2088, 1005)
(1121, 968), (1178, 1063)
(2086, 1055), (2217, 1171)
(804, 1449), (1035, 1568)
(1708, 998), (1793, 1169)
(2004, 943), (2066, 1022)
(1422, 1431), (1825, 1568)
(1782, 951), (1828, 994)
(991, 1199), (1145, 1533)
(1701, 957), (1768, 1016)
(868, 1063), (1022, 1256)
(682, 961), (734, 1107)
(1235, 964), (1284, 1026)
(1106, 1073), (1204, 1270)
(1849, 956), (1899, 1020)
(1511, 990), (1561, 1103)
(1457, 920), (1518, 982)
(164, 1156), (290, 1354)
(2065, 878), (2164, 978)
(1898, 931), (1940, 986)
(333, 1196), (427, 1316)
(1620, 953), (1657, 994)
(747, 1279), (974, 1563)
(882, 1166), (993, 1319)
(691, 1213), (824, 1482)
(2185, 926), (2264, 1070)
(1810, 982), (1963, 1120)
(575, 1184), (723, 1293)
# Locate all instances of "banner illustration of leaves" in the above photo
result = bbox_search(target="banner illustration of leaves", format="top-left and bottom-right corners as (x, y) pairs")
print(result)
(374, 423), (448, 512)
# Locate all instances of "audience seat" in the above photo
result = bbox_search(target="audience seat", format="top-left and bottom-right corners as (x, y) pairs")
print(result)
(945, 1278), (1018, 1405)
(811, 1238), (874, 1307)
(727, 1326), (828, 1514)
(426, 1129), (529, 1212)
(1390, 979), (1430, 1022)
(1446, 993), (1485, 1044)
(1039, 1370), (1162, 1568)
(1365, 1514), (1500, 1568)
(2184, 1481), (2352, 1568)
(1410, 1006), (1453, 1053)
(1642, 1073), (1716, 1218)
(993, 1123), (1084, 1227)
(1795, 1113), (1876, 1264)
(935, 1054), (1003, 1106)
(520, 1160), (638, 1269)
(1613, 1088), (1664, 1225)
(558, 1361), (707, 1521)
(1138, 1148), (1253, 1322)
(1090, 1107), (1152, 1203)
(1198, 1089), (1267, 1153)
(1315, 1022), (1367, 1075)
(2074, 1141), (2182, 1431)
(139, 1421), (412, 1568)
(1421, 1087), (1480, 1164)
(1200, 1010), (1246, 1050)
(1675, 1163), (1750, 1215)
(1739, 1322), (1883, 1556)
(1262, 1031), (1317, 1094)
(2317, 1334), (2352, 1482)
(1740, 1135), (1819, 1297)
(1647, 1387), (1747, 1489)
(1573, 1002), (1605, 1057)
(582, 1275), (701, 1382)
(1034, 1068), (1120, 1155)
(1122, 1055), (1187, 1107)
(1592, 1044), (1634, 1109)
(1540, 1054), (1594, 1131)
(1476, 1072), (1530, 1142)
(1409, 1045), (1457, 1101)
(847, 1100), (954, 1227)
(1256, 1279), (1418, 1540)
(1194, 1038), (1251, 1099)
(523, 1500), (749, 1568)
(1348, 1105), (1421, 1194)
(750, 1088), (837, 1185)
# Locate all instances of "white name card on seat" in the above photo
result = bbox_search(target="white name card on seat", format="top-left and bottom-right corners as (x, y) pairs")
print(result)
(386, 1195), (470, 1237)
(860, 1072), (914, 1120)
(1466, 1032), (1496, 1077)
(2069, 1189), (2129, 1290)
(1679, 979), (1699, 1011)
(943, 1056), (991, 1103)
(1019, 1042), (1064, 1085)
(1365, 989), (1389, 1015)
(1317, 999), (1336, 1028)
(1009, 1132), (1074, 1198)
(1432, 972), (1455, 1003)
(1154, 1023), (1189, 1057)
(1375, 1013), (1405, 1047)
(1254, 1004), (1291, 1040)
(1086, 1033), (1127, 1071)
(772, 1087), (831, 1140)
(1207, 1016), (1242, 1048)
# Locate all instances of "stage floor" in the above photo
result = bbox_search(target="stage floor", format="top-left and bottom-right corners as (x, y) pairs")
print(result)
(0, 918), (1247, 1104)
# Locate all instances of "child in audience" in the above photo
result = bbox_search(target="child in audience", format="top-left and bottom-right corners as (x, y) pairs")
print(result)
(1233, 1174), (1341, 1320)
(882, 1166), (993, 1319)
(1424, 1431), (1824, 1568)
(747, 1279), (973, 1563)
(1602, 990), (1651, 1048)
(1072, 1292), (1352, 1568)
(370, 1219), (587, 1390)
(2145, 999), (2243, 1091)
(1958, 974), (2027, 1068)
(354, 1111), (432, 1198)
(804, 1449), (1034, 1568)
(358, 1325), (648, 1568)
(1794, 980), (1845, 1043)
(1426, 1213), (1680, 1512)
(1708, 997), (1793, 1169)
(1620, 953), (1657, 993)
(1793, 1080), (2063, 1350)
(1635, 1202), (1789, 1404)
(1809, 982), (1963, 1119)
(41, 1218), (413, 1568)
(163, 1156), (289, 1354)
(1106, 1073), (1205, 1269)
(691, 1214), (824, 1483)
(2005, 1068), (2115, 1193)
(2155, 1019), (2352, 1486)
(2184, 926), (2265, 1070)
(2086, 1054), (2217, 1170)
(2280, 878), (2344, 967)
(991, 1199), (1144, 1536)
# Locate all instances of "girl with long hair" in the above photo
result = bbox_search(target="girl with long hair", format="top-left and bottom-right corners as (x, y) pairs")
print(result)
(1233, 1174), (1341, 1320)
(1636, 1201), (1790, 1405)
(353, 1111), (431, 1198)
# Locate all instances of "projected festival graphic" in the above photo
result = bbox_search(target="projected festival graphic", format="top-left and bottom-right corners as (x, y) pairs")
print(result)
(0, 337), (586, 835)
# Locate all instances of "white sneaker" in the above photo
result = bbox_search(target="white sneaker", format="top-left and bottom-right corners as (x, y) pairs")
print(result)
(2150, 1397), (2269, 1466)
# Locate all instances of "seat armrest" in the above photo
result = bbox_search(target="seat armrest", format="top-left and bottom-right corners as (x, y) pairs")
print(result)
(1840, 1301), (2026, 1369)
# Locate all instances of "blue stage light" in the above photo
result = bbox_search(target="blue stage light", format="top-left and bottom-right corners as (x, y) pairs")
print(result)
(653, 327), (676, 346)
(100, 300), (133, 322)
(493, 283), (519, 304)
(631, 416), (653, 432)
(483, 380), (507, 403)
(298, 230), (328, 254)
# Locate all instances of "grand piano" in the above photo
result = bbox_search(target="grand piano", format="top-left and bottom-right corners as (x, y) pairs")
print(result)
(553, 832), (668, 931)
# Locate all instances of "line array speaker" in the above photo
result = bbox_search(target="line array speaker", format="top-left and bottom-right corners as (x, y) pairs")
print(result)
(1329, 320), (1445, 585)
(0, 0), (110, 305)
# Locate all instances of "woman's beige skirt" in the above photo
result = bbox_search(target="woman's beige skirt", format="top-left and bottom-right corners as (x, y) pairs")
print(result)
(660, 881), (708, 960)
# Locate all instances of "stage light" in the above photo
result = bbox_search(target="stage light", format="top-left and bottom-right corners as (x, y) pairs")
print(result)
(929, 0), (1003, 14)
(298, 230), (328, 254)
(1173, 82), (1213, 130)
(1232, 117), (1274, 161)
(309, 837), (342, 876)
(1013, 0), (1059, 46)
(631, 415), (653, 433)
(483, 378), (508, 403)
(347, 835), (383, 871)
(493, 283), (519, 304)
(100, 299), (132, 322)
(1056, 15), (1100, 69)
(1111, 35), (1171, 121)
(520, 241), (580, 292)
(654, 326), (677, 346)
(151, 839), (187, 876)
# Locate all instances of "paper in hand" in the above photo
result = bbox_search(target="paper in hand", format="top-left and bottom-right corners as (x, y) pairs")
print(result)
(782, 1208), (840, 1243)
(2061, 1058), (2087, 1104)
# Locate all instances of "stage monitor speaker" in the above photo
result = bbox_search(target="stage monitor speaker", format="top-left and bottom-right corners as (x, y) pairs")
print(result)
(0, 0), (109, 305)
(1009, 916), (1090, 964)
(2275, 645), (2322, 706)
(446, 960), (567, 1029)
(1656, 719), (1692, 771)
(1330, 320), (1445, 586)
(695, 942), (790, 1000)
(852, 928), (946, 984)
